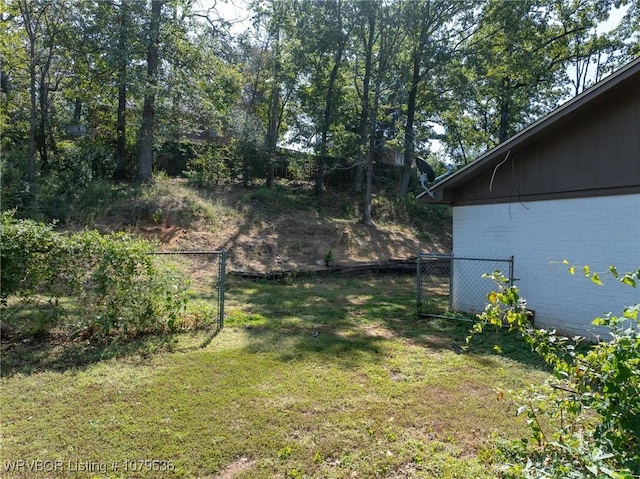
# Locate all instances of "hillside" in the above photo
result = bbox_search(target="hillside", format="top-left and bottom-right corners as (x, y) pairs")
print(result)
(87, 178), (452, 274)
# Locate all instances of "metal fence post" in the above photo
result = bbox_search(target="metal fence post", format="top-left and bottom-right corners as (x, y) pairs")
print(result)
(416, 252), (422, 312)
(148, 249), (226, 347)
(509, 255), (514, 287)
(448, 255), (454, 311)
(218, 248), (226, 330)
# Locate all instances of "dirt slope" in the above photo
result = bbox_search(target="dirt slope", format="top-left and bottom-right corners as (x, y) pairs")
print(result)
(123, 180), (452, 274)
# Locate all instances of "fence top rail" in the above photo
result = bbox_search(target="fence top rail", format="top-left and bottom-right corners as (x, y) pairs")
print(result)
(418, 252), (512, 263)
(149, 249), (226, 255)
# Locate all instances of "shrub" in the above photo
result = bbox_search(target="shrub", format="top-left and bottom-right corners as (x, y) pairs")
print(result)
(184, 142), (231, 188)
(0, 211), (64, 299)
(52, 137), (119, 183)
(469, 266), (639, 478)
(0, 212), (190, 339)
(0, 152), (32, 212)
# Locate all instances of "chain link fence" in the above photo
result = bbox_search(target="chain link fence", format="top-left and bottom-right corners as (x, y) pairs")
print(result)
(150, 249), (226, 346)
(416, 253), (514, 318)
(1, 245), (226, 347)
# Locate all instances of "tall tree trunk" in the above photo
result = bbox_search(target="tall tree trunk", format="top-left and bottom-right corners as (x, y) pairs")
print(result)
(265, 84), (280, 188)
(399, 1), (432, 198)
(37, 77), (49, 174)
(364, 88), (378, 227)
(138, 0), (162, 183)
(37, 15), (58, 175)
(27, 57), (37, 184)
(499, 99), (509, 143)
(19, 0), (37, 184)
(265, 21), (281, 189)
(361, 7), (375, 224)
(498, 79), (510, 143)
(73, 97), (82, 123)
(115, 1), (128, 180)
(355, 5), (375, 195)
(315, 45), (344, 195)
(0, 70), (8, 94)
(240, 42), (266, 188)
(364, 125), (375, 226)
(399, 48), (421, 196)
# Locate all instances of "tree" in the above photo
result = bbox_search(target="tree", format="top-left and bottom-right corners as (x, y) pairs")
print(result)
(1, 0), (636, 201)
(289, 0), (354, 195)
(438, 1), (627, 165)
(554, 0), (621, 96)
(397, 0), (473, 196)
(257, 0), (287, 188)
(137, 0), (163, 183)
(354, 1), (377, 223)
(611, 1), (640, 66)
(350, 0), (405, 223)
(14, 0), (69, 182)
(114, 1), (130, 179)
(158, 1), (241, 153)
(234, 31), (268, 187)
(452, 0), (584, 153)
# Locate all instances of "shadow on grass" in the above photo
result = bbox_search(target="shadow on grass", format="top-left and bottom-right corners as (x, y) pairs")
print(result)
(0, 287), (222, 378)
(1, 275), (546, 378)
(225, 275), (547, 370)
(0, 333), (179, 378)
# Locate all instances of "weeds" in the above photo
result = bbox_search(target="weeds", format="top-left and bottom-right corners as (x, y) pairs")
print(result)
(0, 213), (193, 341)
(469, 268), (640, 477)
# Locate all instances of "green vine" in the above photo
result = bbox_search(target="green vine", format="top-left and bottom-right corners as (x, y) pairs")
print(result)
(468, 264), (640, 478)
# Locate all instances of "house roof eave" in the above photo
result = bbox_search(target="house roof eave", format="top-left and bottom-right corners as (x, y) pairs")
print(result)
(419, 56), (640, 204)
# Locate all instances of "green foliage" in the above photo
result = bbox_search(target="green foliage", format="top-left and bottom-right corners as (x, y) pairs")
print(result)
(469, 266), (640, 477)
(52, 137), (120, 182)
(1, 136), (137, 223)
(0, 211), (63, 300)
(324, 248), (334, 267)
(0, 152), (31, 212)
(182, 142), (232, 188)
(1, 0), (635, 201)
(0, 212), (190, 340)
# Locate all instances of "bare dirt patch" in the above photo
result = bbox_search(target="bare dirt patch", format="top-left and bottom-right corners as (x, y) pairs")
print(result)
(130, 184), (451, 274)
(214, 457), (255, 479)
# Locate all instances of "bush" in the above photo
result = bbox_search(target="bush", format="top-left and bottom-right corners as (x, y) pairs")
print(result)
(0, 212), (190, 339)
(469, 267), (640, 478)
(52, 137), (119, 183)
(183, 142), (231, 188)
(0, 151), (33, 213)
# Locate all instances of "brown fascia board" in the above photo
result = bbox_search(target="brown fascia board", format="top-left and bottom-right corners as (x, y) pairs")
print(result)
(419, 56), (640, 204)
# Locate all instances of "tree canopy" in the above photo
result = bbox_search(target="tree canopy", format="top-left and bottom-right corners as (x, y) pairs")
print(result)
(1, 0), (637, 213)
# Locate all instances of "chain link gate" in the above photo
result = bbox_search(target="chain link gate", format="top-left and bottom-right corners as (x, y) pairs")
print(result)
(416, 253), (514, 318)
(150, 249), (226, 347)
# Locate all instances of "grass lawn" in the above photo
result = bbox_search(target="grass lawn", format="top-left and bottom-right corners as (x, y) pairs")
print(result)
(0, 275), (549, 478)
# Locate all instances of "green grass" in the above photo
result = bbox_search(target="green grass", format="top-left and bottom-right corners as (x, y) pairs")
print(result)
(11, 175), (450, 240)
(10, 175), (238, 230)
(0, 275), (548, 478)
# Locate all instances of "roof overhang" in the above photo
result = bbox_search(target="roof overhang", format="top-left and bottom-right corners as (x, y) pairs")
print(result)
(419, 56), (640, 204)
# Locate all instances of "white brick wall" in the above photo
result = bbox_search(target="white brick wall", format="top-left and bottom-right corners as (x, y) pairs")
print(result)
(452, 193), (640, 338)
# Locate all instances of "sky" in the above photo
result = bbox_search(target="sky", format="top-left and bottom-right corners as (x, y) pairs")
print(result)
(194, 0), (252, 33)
(194, 0), (632, 155)
(199, 0), (630, 36)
